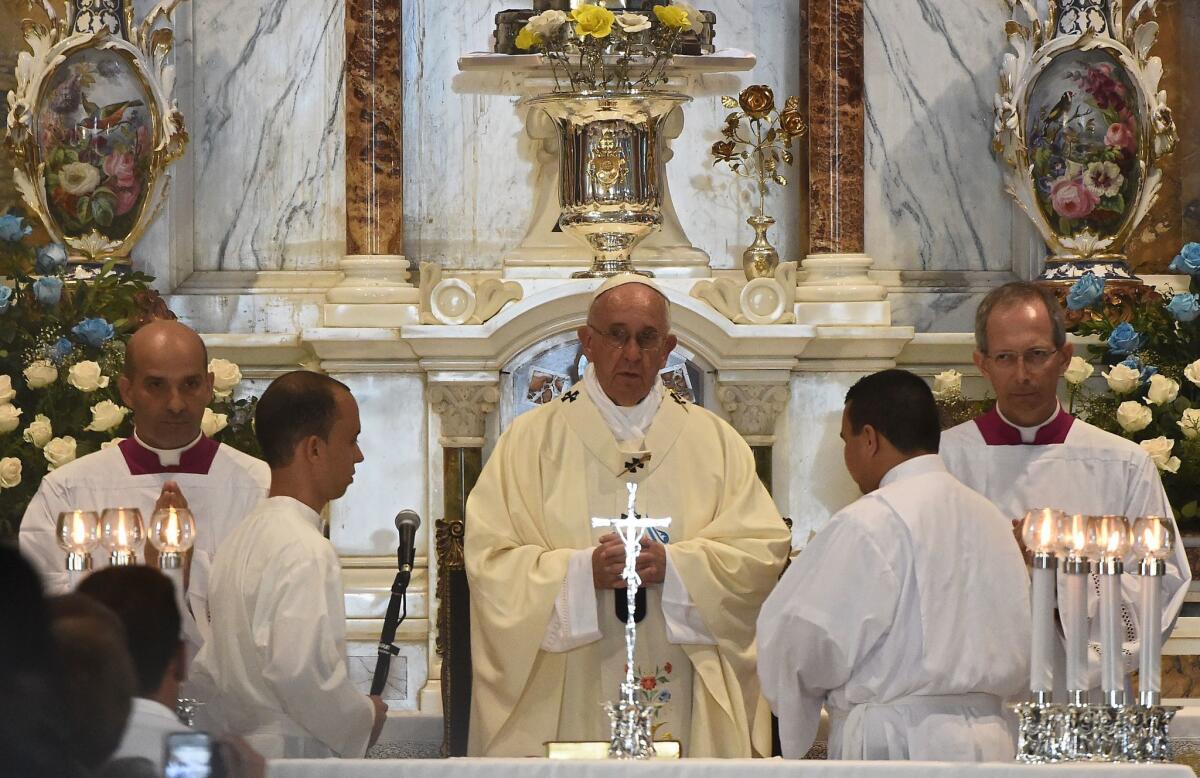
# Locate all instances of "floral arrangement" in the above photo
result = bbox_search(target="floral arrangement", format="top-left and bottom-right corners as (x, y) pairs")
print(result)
(514, 1), (703, 92)
(39, 57), (152, 241)
(1027, 61), (1140, 239)
(0, 212), (259, 538)
(710, 85), (806, 216)
(1055, 245), (1200, 522)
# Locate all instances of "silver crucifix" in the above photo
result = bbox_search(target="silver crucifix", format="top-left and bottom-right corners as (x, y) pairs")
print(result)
(591, 481), (671, 759)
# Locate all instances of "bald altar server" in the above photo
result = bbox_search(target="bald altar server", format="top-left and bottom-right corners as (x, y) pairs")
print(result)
(758, 369), (1031, 761)
(193, 371), (386, 758)
(20, 320), (269, 654)
(940, 283), (1190, 693)
(466, 275), (791, 757)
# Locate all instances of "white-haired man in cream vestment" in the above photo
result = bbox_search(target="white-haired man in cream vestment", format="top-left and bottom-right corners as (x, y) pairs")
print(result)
(465, 274), (791, 757)
(940, 282), (1189, 699)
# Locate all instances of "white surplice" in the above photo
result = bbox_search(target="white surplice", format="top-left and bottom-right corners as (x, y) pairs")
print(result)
(108, 697), (189, 770)
(940, 409), (1191, 694)
(191, 496), (374, 759)
(19, 434), (269, 655)
(757, 455), (1031, 761)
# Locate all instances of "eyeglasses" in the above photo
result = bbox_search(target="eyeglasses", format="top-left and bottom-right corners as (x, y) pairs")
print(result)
(587, 324), (665, 353)
(985, 347), (1059, 370)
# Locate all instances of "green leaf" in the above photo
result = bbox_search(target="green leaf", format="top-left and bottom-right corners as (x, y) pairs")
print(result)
(77, 195), (92, 221)
(92, 193), (116, 227)
(1183, 501), (1198, 519)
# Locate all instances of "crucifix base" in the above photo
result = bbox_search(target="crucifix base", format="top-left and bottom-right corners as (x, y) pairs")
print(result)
(545, 740), (681, 760)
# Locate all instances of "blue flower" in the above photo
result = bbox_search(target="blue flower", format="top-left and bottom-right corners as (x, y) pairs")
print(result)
(0, 286), (11, 314)
(1120, 355), (1156, 383)
(658, 690), (671, 703)
(33, 276), (63, 307)
(1066, 272), (1105, 311)
(1107, 322), (1142, 355)
(49, 337), (74, 364)
(0, 214), (31, 243)
(1166, 292), (1200, 323)
(34, 243), (68, 275)
(1170, 242), (1200, 276)
(71, 317), (114, 347)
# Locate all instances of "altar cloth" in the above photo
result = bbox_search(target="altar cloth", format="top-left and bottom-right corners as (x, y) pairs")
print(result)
(265, 757), (1194, 778)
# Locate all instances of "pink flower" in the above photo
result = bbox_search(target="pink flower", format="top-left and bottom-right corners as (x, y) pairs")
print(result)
(1104, 121), (1136, 153)
(114, 184), (140, 216)
(103, 151), (137, 188)
(1050, 176), (1099, 220)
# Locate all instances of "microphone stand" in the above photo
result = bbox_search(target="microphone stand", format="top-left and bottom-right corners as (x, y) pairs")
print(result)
(371, 566), (411, 696)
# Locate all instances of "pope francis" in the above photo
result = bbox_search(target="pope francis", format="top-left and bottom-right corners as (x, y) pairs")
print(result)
(465, 275), (791, 757)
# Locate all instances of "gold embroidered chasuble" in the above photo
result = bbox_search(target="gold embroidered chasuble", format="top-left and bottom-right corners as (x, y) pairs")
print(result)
(465, 383), (790, 757)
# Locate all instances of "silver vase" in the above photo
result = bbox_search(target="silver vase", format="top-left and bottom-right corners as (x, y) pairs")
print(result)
(527, 90), (690, 277)
(742, 214), (779, 280)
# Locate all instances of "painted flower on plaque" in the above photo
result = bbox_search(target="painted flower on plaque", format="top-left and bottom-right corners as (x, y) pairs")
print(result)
(1026, 53), (1142, 241)
(35, 50), (154, 246)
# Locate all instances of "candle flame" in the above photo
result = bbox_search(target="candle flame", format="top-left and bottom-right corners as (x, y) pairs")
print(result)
(71, 511), (87, 545)
(165, 508), (179, 548)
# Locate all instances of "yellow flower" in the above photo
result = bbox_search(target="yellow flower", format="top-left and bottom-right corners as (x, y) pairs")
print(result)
(572, 4), (615, 39)
(515, 26), (543, 51)
(653, 5), (691, 29)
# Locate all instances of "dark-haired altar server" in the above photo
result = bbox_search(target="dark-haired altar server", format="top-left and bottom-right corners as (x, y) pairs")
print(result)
(20, 320), (268, 656)
(758, 369), (1031, 760)
(192, 371), (386, 758)
(940, 282), (1189, 695)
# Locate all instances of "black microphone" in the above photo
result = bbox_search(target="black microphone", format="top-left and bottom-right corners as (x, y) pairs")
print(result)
(395, 509), (420, 576)
(372, 510), (421, 696)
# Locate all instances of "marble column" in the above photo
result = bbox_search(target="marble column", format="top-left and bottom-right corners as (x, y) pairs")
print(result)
(428, 380), (499, 756)
(716, 381), (790, 493)
(326, 0), (419, 326)
(796, 0), (888, 314)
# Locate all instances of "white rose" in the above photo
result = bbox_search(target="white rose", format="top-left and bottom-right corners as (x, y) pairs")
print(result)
(43, 435), (77, 470)
(1179, 409), (1200, 440)
(1140, 436), (1181, 474)
(0, 403), (20, 433)
(1063, 356), (1095, 386)
(1103, 363), (1141, 395)
(0, 375), (14, 404)
(931, 369), (962, 399)
(84, 400), (129, 433)
(101, 437), (126, 451)
(0, 456), (21, 489)
(208, 358), (242, 399)
(1116, 400), (1152, 433)
(22, 414), (52, 448)
(671, 0), (705, 33)
(526, 9), (568, 37)
(24, 360), (58, 389)
(615, 12), (651, 33)
(1145, 374), (1180, 406)
(1186, 359), (1200, 388)
(201, 407), (228, 437)
(67, 361), (110, 392)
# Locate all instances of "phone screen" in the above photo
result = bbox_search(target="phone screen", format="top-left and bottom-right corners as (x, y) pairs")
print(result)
(164, 732), (214, 778)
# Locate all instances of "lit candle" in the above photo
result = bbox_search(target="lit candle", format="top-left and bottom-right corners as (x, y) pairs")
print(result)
(1021, 508), (1062, 704)
(55, 510), (99, 589)
(100, 507), (145, 566)
(1091, 514), (1131, 707)
(150, 507), (196, 570)
(1057, 513), (1091, 705)
(1132, 516), (1174, 707)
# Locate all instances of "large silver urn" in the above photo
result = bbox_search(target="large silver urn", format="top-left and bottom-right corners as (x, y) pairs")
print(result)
(526, 91), (690, 277)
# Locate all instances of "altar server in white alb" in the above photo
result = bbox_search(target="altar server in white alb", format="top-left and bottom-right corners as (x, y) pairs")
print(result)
(193, 371), (387, 759)
(20, 320), (269, 654)
(466, 274), (791, 757)
(758, 369), (1031, 761)
(940, 282), (1190, 695)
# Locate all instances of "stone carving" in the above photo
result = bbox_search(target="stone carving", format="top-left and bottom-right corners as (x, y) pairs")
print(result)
(717, 383), (789, 443)
(419, 262), (522, 325)
(428, 383), (499, 444)
(690, 261), (797, 324)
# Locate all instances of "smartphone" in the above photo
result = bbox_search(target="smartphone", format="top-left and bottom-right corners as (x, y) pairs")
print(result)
(164, 731), (217, 778)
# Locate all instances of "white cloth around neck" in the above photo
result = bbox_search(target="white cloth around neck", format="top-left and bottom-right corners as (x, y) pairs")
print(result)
(582, 364), (663, 444)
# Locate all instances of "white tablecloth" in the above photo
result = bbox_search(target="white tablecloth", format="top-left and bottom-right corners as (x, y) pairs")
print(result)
(266, 758), (1194, 778)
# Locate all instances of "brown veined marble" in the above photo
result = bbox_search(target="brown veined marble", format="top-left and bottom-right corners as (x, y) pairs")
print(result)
(1133, 655), (1200, 700)
(344, 0), (403, 256)
(806, 0), (864, 256)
